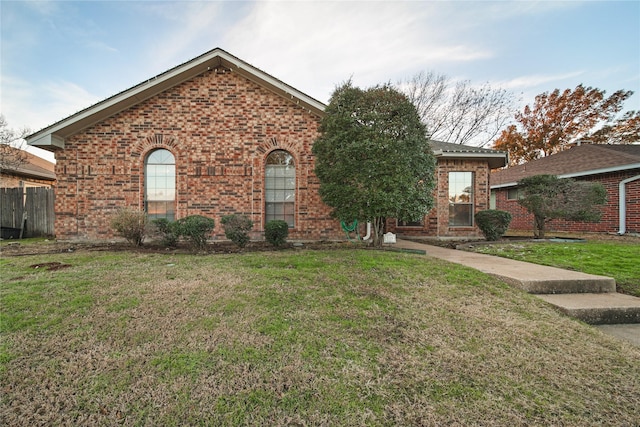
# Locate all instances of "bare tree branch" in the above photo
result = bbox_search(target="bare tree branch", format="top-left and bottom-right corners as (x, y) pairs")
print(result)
(0, 115), (31, 173)
(398, 73), (516, 146)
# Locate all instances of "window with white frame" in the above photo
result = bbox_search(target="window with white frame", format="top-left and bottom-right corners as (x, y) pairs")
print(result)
(448, 171), (474, 227)
(144, 149), (176, 221)
(265, 150), (295, 227)
(507, 188), (519, 200)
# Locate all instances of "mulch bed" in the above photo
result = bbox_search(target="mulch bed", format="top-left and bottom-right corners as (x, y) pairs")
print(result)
(1, 240), (356, 257)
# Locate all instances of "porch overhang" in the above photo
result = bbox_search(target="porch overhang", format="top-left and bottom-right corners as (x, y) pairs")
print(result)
(433, 149), (508, 169)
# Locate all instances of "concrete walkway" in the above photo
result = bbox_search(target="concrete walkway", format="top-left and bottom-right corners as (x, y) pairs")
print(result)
(393, 239), (640, 347)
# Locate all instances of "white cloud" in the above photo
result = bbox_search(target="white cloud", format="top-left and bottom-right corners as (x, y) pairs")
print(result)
(499, 71), (586, 90)
(221, 1), (493, 102)
(1, 76), (101, 132)
(137, 1), (226, 70)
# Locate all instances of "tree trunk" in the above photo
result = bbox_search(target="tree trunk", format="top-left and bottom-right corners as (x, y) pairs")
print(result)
(533, 215), (546, 239)
(371, 217), (385, 247)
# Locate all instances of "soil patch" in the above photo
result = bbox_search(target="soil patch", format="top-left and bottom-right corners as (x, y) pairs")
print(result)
(29, 262), (72, 271)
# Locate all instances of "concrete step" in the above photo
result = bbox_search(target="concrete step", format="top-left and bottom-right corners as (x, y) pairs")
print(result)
(394, 240), (617, 294)
(596, 324), (640, 347)
(510, 276), (617, 295)
(538, 293), (640, 325)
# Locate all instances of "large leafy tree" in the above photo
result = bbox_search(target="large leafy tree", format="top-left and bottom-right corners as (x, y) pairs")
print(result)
(494, 85), (636, 165)
(517, 174), (607, 239)
(313, 82), (437, 246)
(398, 71), (516, 147)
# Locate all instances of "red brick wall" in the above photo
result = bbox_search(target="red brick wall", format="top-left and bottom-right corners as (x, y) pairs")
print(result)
(493, 169), (640, 234)
(53, 67), (339, 241)
(390, 159), (490, 239)
(52, 67), (502, 242)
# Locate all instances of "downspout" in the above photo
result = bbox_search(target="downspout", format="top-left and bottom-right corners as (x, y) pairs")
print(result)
(362, 222), (372, 241)
(618, 174), (640, 235)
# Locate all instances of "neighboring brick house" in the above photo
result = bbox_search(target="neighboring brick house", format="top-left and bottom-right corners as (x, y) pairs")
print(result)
(26, 48), (506, 242)
(0, 146), (56, 188)
(491, 144), (640, 235)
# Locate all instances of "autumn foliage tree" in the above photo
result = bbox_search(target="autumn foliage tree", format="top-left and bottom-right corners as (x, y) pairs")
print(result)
(494, 85), (637, 165)
(583, 110), (640, 144)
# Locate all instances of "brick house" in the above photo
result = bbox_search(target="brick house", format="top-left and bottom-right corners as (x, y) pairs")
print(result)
(0, 146), (56, 188)
(26, 48), (506, 242)
(491, 144), (640, 235)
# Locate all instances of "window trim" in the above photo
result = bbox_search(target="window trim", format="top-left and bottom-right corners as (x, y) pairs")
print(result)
(507, 188), (520, 201)
(448, 171), (474, 228)
(144, 148), (176, 222)
(265, 149), (296, 228)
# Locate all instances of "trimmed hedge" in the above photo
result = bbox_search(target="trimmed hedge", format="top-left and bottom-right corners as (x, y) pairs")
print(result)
(174, 215), (215, 250)
(221, 214), (253, 248)
(475, 210), (512, 241)
(265, 220), (289, 247)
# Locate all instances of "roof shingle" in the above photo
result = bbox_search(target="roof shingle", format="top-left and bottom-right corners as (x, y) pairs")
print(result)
(491, 144), (640, 187)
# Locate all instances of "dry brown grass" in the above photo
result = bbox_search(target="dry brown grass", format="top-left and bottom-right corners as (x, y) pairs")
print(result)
(1, 248), (639, 426)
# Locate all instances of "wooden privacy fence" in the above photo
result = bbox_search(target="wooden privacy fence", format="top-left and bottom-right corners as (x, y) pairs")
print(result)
(1, 187), (55, 238)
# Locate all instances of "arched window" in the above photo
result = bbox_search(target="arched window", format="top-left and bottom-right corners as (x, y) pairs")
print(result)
(145, 149), (176, 221)
(265, 150), (295, 227)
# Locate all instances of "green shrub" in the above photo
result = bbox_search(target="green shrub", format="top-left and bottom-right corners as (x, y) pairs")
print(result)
(110, 208), (148, 246)
(475, 210), (512, 241)
(174, 215), (215, 250)
(221, 214), (253, 248)
(152, 218), (178, 247)
(265, 220), (289, 247)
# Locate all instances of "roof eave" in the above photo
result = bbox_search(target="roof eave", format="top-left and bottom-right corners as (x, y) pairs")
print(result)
(28, 134), (66, 151)
(433, 150), (508, 169)
(1, 167), (56, 181)
(26, 48), (326, 150)
(491, 162), (640, 189)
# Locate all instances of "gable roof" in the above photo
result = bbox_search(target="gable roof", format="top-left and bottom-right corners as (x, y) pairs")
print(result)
(429, 139), (507, 169)
(491, 144), (640, 188)
(1, 147), (56, 181)
(26, 48), (326, 151)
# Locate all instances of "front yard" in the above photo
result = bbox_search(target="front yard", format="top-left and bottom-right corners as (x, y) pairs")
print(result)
(1, 247), (639, 425)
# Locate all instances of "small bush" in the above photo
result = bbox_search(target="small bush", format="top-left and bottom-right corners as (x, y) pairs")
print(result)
(110, 208), (148, 246)
(265, 220), (289, 247)
(174, 215), (215, 250)
(475, 210), (512, 241)
(152, 218), (178, 247)
(221, 214), (253, 248)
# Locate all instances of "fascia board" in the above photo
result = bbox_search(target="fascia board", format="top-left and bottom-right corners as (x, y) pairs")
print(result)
(490, 162), (640, 189)
(491, 182), (519, 189)
(28, 134), (66, 151)
(558, 163), (640, 179)
(434, 150), (508, 169)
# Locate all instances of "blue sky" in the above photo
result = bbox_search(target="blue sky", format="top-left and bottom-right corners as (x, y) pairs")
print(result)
(2, 1), (639, 160)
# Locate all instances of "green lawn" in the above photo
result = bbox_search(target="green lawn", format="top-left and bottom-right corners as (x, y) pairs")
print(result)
(1, 248), (639, 425)
(473, 239), (640, 297)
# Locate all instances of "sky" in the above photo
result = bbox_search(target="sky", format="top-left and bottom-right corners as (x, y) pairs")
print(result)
(1, 0), (639, 161)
